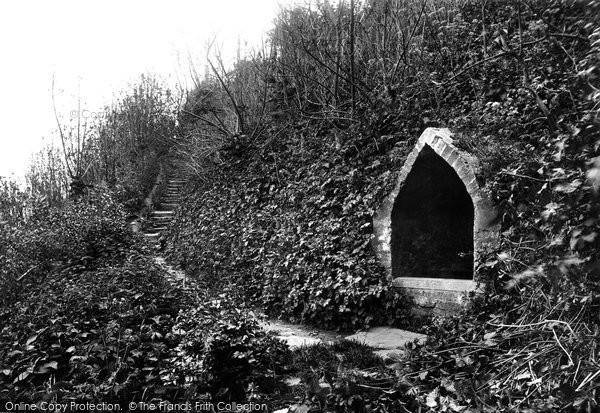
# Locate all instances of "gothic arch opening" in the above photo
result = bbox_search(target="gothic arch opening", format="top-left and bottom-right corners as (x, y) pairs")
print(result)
(390, 145), (474, 280)
(372, 128), (499, 314)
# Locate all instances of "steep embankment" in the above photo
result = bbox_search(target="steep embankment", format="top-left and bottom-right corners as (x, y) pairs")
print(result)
(163, 0), (600, 328)
(164, 127), (418, 331)
(163, 0), (600, 408)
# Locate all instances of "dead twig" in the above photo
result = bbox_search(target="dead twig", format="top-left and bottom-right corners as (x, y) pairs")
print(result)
(487, 319), (576, 336)
(17, 266), (37, 282)
(500, 170), (562, 183)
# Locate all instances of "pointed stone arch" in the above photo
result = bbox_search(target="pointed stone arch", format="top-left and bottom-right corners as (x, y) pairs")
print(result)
(372, 128), (499, 314)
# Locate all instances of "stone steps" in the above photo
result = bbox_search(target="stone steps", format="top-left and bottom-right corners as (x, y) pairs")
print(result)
(148, 225), (168, 231)
(142, 174), (186, 248)
(152, 210), (175, 216)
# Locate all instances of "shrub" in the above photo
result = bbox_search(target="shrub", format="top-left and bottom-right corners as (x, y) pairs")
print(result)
(172, 294), (291, 401)
(0, 188), (137, 307)
(0, 242), (186, 404)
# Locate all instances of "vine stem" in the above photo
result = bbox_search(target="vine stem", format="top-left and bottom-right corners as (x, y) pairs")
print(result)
(487, 319), (575, 336)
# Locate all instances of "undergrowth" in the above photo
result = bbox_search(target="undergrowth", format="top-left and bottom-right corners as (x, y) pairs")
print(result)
(0, 189), (292, 405)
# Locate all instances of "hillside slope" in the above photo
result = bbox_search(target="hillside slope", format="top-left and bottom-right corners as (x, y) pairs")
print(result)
(163, 0), (600, 409)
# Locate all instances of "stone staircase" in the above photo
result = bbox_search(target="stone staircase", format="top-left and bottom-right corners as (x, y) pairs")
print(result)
(143, 176), (185, 248)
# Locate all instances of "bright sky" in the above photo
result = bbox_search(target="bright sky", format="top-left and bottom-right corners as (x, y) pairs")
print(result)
(0, 0), (294, 182)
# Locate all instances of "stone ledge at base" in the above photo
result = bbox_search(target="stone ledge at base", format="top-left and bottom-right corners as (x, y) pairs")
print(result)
(393, 277), (481, 316)
(393, 277), (476, 291)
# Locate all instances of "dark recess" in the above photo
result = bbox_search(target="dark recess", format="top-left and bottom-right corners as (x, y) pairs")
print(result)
(391, 145), (474, 280)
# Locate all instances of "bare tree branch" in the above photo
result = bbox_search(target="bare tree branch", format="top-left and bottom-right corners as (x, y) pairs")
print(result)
(51, 74), (74, 178)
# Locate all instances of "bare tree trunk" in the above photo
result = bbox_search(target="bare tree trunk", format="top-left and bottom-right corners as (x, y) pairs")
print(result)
(51, 74), (74, 179)
(481, 0), (488, 57)
(334, 0), (344, 107)
(349, 0), (356, 116)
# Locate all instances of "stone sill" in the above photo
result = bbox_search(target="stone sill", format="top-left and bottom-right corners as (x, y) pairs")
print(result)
(393, 277), (477, 292)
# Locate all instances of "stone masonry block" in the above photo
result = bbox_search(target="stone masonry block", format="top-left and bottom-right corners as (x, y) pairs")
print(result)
(440, 144), (455, 159)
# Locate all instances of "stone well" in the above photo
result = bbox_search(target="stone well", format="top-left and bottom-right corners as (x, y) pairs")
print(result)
(372, 128), (499, 314)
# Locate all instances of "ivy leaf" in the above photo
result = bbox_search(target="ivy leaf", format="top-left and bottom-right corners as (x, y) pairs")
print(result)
(586, 156), (600, 192)
(483, 332), (498, 346)
(13, 371), (31, 384)
(541, 202), (560, 220)
(37, 361), (58, 374)
(25, 334), (38, 346)
(426, 388), (439, 408)
(554, 180), (581, 193)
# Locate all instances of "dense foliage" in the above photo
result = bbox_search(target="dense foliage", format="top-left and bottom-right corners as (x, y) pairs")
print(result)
(171, 294), (291, 402)
(0, 189), (179, 401)
(164, 127), (414, 331)
(0, 189), (134, 306)
(164, 0), (600, 409)
(2, 0), (600, 410)
(0, 188), (293, 405)
(25, 74), (179, 213)
(95, 75), (179, 212)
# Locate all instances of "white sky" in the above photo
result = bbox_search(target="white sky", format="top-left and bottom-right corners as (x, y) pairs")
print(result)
(0, 0), (295, 182)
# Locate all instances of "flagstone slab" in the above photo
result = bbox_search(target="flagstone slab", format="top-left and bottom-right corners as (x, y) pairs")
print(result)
(260, 320), (426, 354)
(259, 319), (345, 349)
(346, 326), (426, 350)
